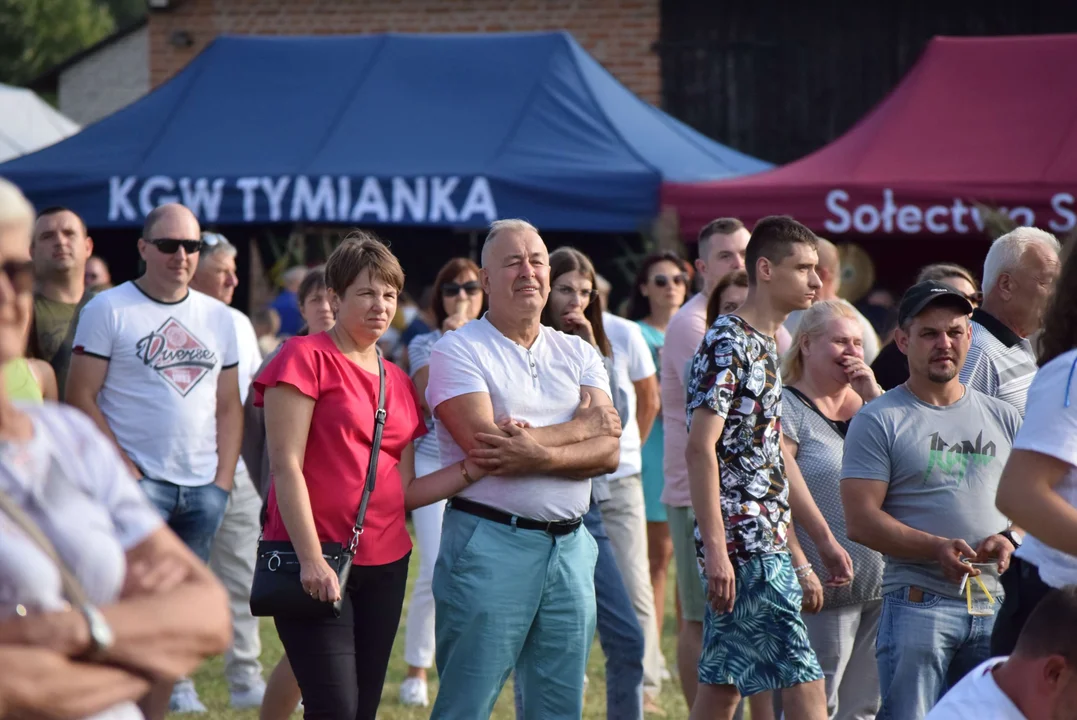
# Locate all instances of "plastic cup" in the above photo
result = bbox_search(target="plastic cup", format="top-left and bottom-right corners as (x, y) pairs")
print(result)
(965, 563), (997, 616)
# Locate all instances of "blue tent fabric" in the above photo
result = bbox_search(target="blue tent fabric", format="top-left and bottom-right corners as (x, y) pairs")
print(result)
(0, 32), (770, 231)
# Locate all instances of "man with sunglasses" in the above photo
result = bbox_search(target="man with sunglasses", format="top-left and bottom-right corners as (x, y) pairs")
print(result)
(960, 227), (1060, 417)
(29, 206), (95, 399)
(67, 203), (243, 714)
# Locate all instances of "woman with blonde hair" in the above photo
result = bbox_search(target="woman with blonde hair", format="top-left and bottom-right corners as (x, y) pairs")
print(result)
(780, 299), (886, 720)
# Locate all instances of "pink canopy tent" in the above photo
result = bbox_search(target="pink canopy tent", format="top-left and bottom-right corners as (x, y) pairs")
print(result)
(662, 34), (1077, 239)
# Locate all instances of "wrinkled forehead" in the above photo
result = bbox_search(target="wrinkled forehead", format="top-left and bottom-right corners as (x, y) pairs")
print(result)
(488, 229), (548, 266)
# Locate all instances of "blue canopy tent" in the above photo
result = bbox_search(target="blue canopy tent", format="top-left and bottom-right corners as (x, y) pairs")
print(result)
(0, 32), (769, 232)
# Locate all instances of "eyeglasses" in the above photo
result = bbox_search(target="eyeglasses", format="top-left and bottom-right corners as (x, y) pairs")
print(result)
(2, 260), (33, 294)
(148, 238), (204, 254)
(442, 281), (482, 297)
(653, 273), (689, 288)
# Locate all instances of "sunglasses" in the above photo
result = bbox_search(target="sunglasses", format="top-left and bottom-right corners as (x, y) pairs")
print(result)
(442, 281), (482, 297)
(2, 260), (34, 294)
(653, 273), (689, 288)
(148, 238), (204, 254)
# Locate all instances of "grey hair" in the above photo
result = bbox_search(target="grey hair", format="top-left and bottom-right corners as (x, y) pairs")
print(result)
(481, 218), (539, 268)
(0, 177), (34, 227)
(983, 226), (1061, 294)
(199, 232), (237, 262)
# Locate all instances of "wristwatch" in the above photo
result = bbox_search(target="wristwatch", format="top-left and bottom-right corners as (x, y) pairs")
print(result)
(78, 603), (115, 661)
(1001, 529), (1023, 548)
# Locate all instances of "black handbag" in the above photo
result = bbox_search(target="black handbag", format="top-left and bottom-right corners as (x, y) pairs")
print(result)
(249, 351), (387, 619)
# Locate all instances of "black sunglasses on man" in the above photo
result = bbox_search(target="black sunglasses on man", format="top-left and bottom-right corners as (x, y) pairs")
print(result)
(147, 238), (204, 254)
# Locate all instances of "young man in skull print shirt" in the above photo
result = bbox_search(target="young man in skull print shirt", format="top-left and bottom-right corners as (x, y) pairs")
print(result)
(685, 216), (853, 720)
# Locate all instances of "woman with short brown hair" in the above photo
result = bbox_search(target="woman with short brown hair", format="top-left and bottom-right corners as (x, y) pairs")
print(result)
(256, 231), (489, 719)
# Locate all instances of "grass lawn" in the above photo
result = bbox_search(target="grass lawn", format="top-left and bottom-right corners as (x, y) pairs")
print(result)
(182, 521), (692, 719)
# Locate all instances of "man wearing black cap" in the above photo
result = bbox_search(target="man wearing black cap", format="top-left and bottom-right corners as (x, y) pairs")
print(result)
(841, 281), (1023, 720)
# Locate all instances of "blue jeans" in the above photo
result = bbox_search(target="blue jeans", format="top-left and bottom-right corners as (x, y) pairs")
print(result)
(876, 587), (999, 720)
(432, 505), (598, 720)
(139, 477), (229, 563)
(515, 499), (644, 719)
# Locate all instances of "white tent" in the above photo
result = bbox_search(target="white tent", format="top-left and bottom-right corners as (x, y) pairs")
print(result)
(0, 84), (80, 163)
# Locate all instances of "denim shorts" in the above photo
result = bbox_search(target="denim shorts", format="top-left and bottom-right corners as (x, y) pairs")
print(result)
(698, 552), (823, 695)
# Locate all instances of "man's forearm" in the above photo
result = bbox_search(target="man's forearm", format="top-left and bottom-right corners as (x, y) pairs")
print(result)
(538, 437), (620, 479)
(214, 401), (243, 488)
(848, 509), (945, 560)
(526, 418), (590, 448)
(687, 447), (728, 558)
(0, 647), (151, 720)
(68, 393), (139, 476)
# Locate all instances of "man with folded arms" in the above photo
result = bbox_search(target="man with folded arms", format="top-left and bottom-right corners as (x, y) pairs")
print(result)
(426, 218), (622, 719)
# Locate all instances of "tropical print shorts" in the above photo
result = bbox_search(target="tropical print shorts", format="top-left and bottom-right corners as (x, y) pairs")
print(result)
(697, 552), (823, 696)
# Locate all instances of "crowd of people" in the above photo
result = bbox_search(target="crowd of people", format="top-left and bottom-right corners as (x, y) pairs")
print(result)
(1, 170), (1077, 720)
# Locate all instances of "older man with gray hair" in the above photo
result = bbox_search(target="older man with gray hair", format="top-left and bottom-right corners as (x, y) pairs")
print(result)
(960, 226), (1061, 415)
(188, 231), (266, 710)
(426, 218), (623, 719)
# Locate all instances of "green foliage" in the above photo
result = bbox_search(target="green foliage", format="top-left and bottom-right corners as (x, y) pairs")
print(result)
(0, 0), (115, 85)
(101, 0), (145, 27)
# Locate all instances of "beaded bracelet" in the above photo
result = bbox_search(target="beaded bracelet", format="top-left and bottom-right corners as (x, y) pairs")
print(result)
(793, 563), (813, 577)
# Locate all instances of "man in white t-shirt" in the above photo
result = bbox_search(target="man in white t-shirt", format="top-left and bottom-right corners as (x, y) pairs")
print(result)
(188, 231), (265, 710)
(601, 310), (664, 703)
(66, 203), (243, 714)
(426, 219), (622, 719)
(927, 586), (1077, 720)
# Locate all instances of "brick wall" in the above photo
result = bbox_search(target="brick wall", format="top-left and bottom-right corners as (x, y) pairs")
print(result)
(60, 25), (150, 125)
(149, 0), (660, 103)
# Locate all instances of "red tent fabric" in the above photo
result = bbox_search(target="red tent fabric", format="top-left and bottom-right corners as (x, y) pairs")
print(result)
(663, 34), (1077, 240)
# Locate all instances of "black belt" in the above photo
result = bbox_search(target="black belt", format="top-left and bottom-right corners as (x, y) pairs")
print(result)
(449, 498), (583, 536)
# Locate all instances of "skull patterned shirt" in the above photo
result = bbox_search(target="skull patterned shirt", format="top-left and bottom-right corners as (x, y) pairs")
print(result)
(686, 314), (790, 565)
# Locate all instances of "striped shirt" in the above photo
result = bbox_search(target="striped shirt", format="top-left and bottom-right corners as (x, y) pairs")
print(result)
(960, 308), (1037, 416)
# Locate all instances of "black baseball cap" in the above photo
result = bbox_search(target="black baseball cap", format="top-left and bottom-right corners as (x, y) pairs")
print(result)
(897, 280), (974, 326)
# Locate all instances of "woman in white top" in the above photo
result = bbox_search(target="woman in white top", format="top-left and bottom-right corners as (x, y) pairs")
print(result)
(993, 245), (1077, 654)
(0, 179), (230, 720)
(399, 256), (485, 708)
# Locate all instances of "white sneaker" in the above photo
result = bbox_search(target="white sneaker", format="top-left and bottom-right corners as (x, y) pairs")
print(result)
(230, 679), (268, 710)
(399, 677), (429, 707)
(169, 680), (207, 714)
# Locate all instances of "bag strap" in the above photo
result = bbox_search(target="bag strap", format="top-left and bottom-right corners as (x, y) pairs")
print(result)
(0, 488), (92, 609)
(349, 350), (387, 551)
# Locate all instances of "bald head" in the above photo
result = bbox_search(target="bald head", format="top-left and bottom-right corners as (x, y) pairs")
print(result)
(143, 203), (199, 242)
(815, 238), (841, 299)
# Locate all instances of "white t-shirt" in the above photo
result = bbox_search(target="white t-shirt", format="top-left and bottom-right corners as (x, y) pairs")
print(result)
(427, 315), (611, 521)
(926, 658), (1024, 719)
(73, 281), (239, 487)
(603, 312), (656, 480)
(1013, 349), (1077, 588)
(0, 402), (163, 720)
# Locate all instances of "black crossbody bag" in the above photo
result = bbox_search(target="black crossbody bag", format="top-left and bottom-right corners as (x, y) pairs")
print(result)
(249, 353), (387, 619)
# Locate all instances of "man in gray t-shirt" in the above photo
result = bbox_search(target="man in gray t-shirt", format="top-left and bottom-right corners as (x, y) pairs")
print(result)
(841, 281), (1022, 720)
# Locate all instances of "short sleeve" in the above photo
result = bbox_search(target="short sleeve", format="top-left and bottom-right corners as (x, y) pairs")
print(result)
(253, 337), (320, 407)
(59, 408), (163, 550)
(841, 410), (892, 482)
(218, 307), (240, 369)
(71, 293), (115, 360)
(782, 394), (804, 446)
(625, 322), (657, 382)
(578, 342), (612, 400)
(427, 332), (488, 410)
(1013, 354), (1077, 467)
(396, 369), (428, 443)
(407, 332), (438, 377)
(686, 323), (747, 421)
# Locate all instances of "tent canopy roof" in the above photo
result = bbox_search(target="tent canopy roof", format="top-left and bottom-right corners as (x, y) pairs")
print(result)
(0, 84), (79, 163)
(663, 34), (1077, 238)
(1, 32), (769, 231)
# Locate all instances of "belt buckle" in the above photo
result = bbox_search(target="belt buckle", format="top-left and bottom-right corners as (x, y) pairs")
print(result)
(543, 521), (556, 535)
